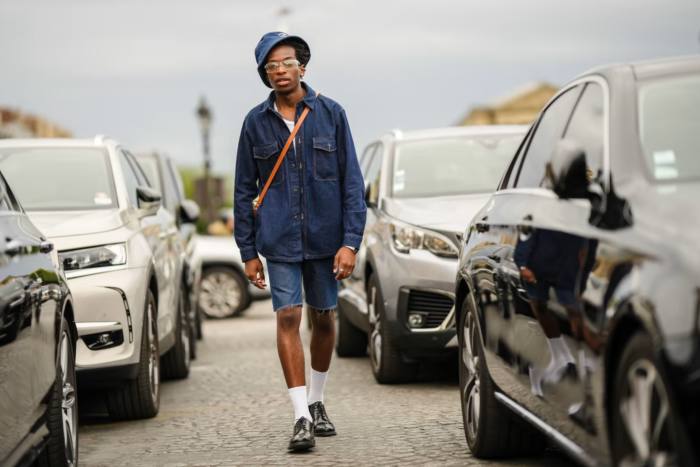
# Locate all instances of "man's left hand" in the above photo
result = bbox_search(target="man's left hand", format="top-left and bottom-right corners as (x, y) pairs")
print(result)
(333, 246), (356, 280)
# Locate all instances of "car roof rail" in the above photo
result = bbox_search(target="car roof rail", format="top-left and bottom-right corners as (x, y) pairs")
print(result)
(93, 134), (112, 145)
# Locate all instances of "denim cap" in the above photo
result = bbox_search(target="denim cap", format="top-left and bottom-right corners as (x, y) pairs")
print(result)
(255, 31), (310, 88)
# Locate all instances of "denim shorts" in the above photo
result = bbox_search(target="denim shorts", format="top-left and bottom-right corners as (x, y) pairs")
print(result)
(524, 280), (577, 307)
(266, 258), (338, 312)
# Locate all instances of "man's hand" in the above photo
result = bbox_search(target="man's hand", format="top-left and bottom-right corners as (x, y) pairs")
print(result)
(333, 247), (356, 280)
(520, 266), (537, 284)
(245, 257), (267, 289)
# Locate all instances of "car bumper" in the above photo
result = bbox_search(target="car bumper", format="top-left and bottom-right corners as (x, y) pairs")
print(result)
(66, 266), (149, 377)
(377, 247), (458, 355)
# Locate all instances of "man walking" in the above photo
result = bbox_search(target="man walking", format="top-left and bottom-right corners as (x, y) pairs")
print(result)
(234, 32), (366, 452)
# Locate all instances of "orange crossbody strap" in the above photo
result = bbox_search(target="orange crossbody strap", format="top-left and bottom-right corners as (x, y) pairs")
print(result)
(255, 93), (320, 211)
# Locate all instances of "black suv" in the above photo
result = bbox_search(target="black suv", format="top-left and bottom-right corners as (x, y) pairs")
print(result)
(456, 56), (700, 466)
(0, 171), (78, 466)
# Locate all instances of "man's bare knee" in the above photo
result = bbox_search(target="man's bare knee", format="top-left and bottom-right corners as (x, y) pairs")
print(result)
(277, 306), (302, 332)
(309, 307), (335, 334)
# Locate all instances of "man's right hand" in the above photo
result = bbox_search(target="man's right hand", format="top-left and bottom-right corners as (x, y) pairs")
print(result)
(245, 258), (267, 289)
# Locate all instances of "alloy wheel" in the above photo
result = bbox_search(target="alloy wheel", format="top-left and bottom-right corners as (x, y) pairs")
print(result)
(147, 301), (160, 403)
(461, 310), (481, 442)
(199, 272), (243, 318)
(59, 329), (77, 467)
(368, 285), (382, 372)
(618, 359), (675, 467)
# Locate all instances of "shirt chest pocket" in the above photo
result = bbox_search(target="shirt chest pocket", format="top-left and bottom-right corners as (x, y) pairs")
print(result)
(312, 136), (338, 181)
(253, 143), (283, 186)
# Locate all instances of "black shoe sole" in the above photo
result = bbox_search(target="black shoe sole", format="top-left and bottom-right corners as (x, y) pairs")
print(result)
(315, 429), (336, 437)
(288, 439), (315, 452)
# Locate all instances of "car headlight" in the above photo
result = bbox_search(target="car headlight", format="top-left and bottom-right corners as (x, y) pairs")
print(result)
(389, 221), (458, 258)
(59, 243), (127, 271)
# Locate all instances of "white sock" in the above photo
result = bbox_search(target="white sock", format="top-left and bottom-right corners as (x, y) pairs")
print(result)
(550, 337), (575, 366)
(288, 386), (312, 421)
(308, 369), (328, 404)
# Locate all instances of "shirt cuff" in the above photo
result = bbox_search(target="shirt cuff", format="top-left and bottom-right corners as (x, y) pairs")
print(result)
(343, 245), (357, 253)
(239, 247), (259, 262)
(342, 233), (363, 251)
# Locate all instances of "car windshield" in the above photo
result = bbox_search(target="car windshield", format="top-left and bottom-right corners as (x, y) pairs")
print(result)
(0, 147), (116, 211)
(638, 74), (700, 182)
(135, 156), (161, 192)
(392, 134), (522, 198)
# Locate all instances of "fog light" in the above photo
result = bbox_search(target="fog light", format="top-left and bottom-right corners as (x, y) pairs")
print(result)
(83, 330), (124, 350)
(408, 313), (425, 328)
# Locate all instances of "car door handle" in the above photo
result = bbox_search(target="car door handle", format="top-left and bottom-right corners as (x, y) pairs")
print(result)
(3, 239), (23, 257)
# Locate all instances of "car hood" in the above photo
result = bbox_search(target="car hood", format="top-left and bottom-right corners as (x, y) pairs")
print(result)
(28, 209), (124, 238)
(383, 193), (492, 233)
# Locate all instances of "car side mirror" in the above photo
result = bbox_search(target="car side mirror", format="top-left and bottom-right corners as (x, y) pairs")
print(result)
(137, 186), (161, 217)
(180, 199), (200, 224)
(547, 139), (633, 230)
(546, 139), (590, 200)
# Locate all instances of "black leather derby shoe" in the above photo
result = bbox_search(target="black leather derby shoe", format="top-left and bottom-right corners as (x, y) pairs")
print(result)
(288, 417), (315, 451)
(309, 401), (336, 437)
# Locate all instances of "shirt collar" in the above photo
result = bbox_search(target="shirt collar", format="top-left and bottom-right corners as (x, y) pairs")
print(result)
(261, 82), (318, 114)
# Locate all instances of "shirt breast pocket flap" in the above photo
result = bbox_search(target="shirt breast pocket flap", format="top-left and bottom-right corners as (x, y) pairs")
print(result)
(253, 143), (282, 184)
(313, 136), (338, 180)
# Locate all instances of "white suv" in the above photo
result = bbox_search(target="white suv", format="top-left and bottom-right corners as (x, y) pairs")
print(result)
(0, 136), (192, 420)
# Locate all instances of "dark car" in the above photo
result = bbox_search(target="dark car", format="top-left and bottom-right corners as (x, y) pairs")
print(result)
(0, 171), (78, 466)
(134, 152), (201, 358)
(456, 56), (700, 466)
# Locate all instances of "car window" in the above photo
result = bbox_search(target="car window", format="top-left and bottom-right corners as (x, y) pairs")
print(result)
(0, 147), (117, 211)
(499, 126), (533, 190)
(365, 146), (383, 205)
(159, 162), (180, 213)
(118, 151), (141, 207)
(392, 134), (522, 198)
(125, 151), (150, 187)
(515, 85), (582, 188)
(166, 158), (185, 200)
(639, 74), (700, 182)
(564, 82), (605, 179)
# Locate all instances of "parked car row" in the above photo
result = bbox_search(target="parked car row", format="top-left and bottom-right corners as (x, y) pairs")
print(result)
(337, 56), (700, 466)
(0, 136), (203, 465)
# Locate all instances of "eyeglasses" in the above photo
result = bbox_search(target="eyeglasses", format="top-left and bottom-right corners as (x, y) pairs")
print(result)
(264, 59), (301, 73)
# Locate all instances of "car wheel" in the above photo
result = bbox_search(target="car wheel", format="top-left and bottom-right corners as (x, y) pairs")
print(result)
(611, 332), (684, 466)
(367, 274), (415, 383)
(198, 267), (250, 319)
(195, 300), (204, 340)
(106, 290), (160, 420)
(458, 294), (544, 458)
(161, 289), (191, 379)
(335, 306), (367, 357)
(37, 318), (78, 467)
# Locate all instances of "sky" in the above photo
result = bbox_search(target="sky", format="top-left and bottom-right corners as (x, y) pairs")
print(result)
(1, 0), (699, 175)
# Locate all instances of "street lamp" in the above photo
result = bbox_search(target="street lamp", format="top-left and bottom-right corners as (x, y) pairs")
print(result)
(196, 96), (213, 224)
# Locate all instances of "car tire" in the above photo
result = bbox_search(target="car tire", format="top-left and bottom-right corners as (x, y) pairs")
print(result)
(458, 294), (545, 458)
(161, 290), (191, 380)
(198, 266), (250, 319)
(367, 274), (415, 383)
(106, 290), (160, 420)
(195, 302), (204, 340)
(37, 318), (78, 467)
(336, 307), (367, 357)
(611, 332), (685, 466)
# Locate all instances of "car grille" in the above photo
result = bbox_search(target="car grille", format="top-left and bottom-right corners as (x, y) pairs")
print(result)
(407, 290), (454, 328)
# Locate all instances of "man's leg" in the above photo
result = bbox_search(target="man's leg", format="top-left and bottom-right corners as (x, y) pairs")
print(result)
(302, 258), (339, 436)
(267, 261), (314, 451)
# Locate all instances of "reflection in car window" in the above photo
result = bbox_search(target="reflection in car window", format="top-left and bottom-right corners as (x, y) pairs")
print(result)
(564, 82), (605, 179)
(393, 135), (522, 198)
(515, 86), (581, 188)
(639, 74), (700, 182)
(0, 148), (117, 211)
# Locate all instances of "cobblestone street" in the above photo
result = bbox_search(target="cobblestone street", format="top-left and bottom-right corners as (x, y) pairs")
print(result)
(78, 299), (570, 466)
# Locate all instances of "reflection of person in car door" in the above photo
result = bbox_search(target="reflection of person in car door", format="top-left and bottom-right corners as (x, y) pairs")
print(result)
(233, 32), (366, 452)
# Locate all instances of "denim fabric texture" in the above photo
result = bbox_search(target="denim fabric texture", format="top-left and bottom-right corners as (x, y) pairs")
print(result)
(266, 258), (338, 312)
(234, 83), (367, 263)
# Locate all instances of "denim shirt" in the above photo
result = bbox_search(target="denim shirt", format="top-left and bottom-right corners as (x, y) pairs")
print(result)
(234, 83), (367, 263)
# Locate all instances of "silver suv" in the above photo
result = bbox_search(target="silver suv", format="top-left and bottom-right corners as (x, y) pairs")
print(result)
(336, 126), (526, 383)
(0, 136), (191, 420)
